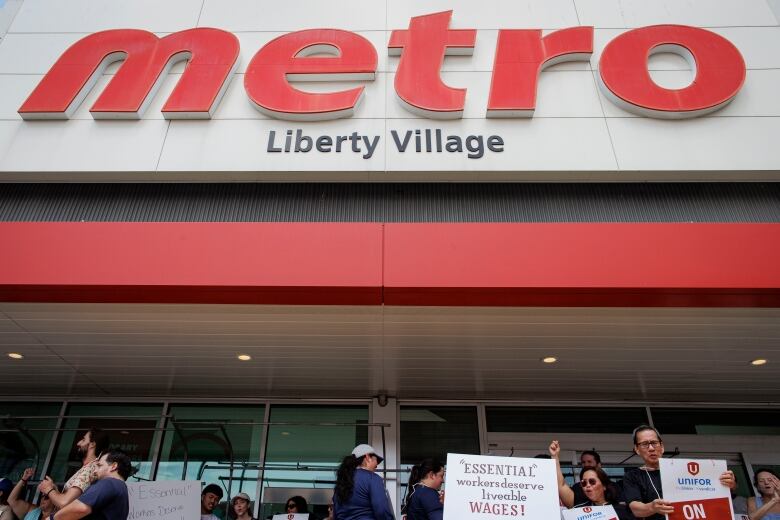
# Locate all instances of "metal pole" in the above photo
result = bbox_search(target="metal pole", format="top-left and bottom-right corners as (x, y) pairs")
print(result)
(218, 424), (234, 501)
(149, 403), (169, 481)
(171, 419), (190, 481)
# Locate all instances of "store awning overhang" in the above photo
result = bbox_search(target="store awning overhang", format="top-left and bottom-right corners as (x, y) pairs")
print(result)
(1, 222), (779, 307)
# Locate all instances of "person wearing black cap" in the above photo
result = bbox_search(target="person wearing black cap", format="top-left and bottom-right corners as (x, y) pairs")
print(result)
(201, 484), (223, 520)
(333, 444), (394, 520)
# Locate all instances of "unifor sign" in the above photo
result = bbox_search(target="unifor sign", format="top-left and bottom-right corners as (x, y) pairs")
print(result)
(18, 10), (746, 122)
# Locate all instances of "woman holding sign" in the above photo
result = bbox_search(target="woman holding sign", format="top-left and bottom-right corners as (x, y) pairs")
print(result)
(549, 441), (635, 520)
(623, 425), (737, 520)
(747, 469), (780, 520)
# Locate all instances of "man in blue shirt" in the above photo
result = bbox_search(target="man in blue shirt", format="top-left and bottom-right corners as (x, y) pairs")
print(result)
(51, 450), (131, 520)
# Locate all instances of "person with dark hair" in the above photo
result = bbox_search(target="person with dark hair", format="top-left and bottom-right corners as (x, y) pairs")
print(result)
(38, 428), (111, 510)
(569, 449), (624, 505)
(623, 425), (736, 520)
(550, 441), (634, 520)
(333, 444), (394, 520)
(0, 478), (14, 520)
(284, 496), (315, 520)
(8, 467), (57, 520)
(51, 450), (130, 520)
(747, 468), (780, 520)
(401, 459), (444, 520)
(201, 484), (224, 520)
(581, 451), (602, 466)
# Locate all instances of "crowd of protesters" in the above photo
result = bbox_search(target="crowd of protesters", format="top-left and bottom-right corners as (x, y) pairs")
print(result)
(3, 424), (780, 520)
(1, 428), (131, 520)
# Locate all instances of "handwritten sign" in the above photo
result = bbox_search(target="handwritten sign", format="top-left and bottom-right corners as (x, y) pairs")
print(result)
(660, 459), (733, 520)
(443, 453), (559, 520)
(127, 481), (201, 520)
(561, 505), (618, 520)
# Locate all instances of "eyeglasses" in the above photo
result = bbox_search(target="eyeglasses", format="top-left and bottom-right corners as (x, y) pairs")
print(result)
(636, 440), (662, 449)
(580, 478), (599, 487)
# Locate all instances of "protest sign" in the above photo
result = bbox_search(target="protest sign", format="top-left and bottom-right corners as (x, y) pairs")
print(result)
(444, 453), (559, 520)
(660, 459), (733, 520)
(273, 515), (310, 520)
(561, 505), (618, 520)
(127, 480), (200, 520)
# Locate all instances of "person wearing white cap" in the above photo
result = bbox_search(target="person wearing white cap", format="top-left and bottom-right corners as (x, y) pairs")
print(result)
(333, 445), (394, 520)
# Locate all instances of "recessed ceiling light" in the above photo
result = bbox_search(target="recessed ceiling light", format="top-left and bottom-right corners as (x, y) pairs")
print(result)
(750, 358), (768, 366)
(7, 352), (24, 360)
(237, 354), (252, 361)
(541, 356), (557, 364)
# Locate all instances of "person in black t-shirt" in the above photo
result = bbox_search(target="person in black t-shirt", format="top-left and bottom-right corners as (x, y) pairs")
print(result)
(50, 450), (131, 520)
(623, 425), (737, 520)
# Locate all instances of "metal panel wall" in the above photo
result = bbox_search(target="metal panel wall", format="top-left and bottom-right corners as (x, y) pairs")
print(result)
(1, 183), (779, 222)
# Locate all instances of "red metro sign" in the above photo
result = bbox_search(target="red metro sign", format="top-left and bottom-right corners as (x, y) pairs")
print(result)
(18, 11), (746, 122)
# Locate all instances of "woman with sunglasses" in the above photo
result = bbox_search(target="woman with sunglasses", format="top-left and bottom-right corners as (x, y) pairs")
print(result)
(401, 459), (445, 520)
(283, 496), (316, 520)
(623, 425), (737, 520)
(333, 444), (394, 520)
(549, 441), (635, 520)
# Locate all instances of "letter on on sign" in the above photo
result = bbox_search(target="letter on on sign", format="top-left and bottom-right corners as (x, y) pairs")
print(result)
(388, 11), (476, 119)
(18, 28), (240, 120)
(244, 29), (377, 120)
(598, 25), (746, 118)
(487, 26), (593, 117)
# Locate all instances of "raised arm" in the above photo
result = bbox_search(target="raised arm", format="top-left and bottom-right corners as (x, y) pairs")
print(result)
(8, 468), (36, 519)
(549, 440), (574, 508)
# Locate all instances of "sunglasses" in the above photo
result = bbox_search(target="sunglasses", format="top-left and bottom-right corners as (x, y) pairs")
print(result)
(581, 478), (600, 487)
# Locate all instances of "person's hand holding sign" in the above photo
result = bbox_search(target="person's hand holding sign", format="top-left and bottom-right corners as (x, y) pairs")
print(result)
(718, 470), (737, 490)
(649, 498), (675, 515)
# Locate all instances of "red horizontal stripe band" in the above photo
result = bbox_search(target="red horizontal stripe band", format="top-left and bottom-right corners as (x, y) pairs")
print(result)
(1, 222), (778, 307)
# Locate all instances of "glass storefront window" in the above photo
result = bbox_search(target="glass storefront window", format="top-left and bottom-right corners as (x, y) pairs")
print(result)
(400, 406), (479, 464)
(49, 403), (163, 484)
(398, 406), (479, 505)
(158, 404), (265, 517)
(0, 403), (61, 488)
(651, 408), (780, 435)
(485, 406), (649, 434)
(260, 405), (369, 520)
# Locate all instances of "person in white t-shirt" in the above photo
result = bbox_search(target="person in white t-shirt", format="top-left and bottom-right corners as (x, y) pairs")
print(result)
(201, 484), (223, 520)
